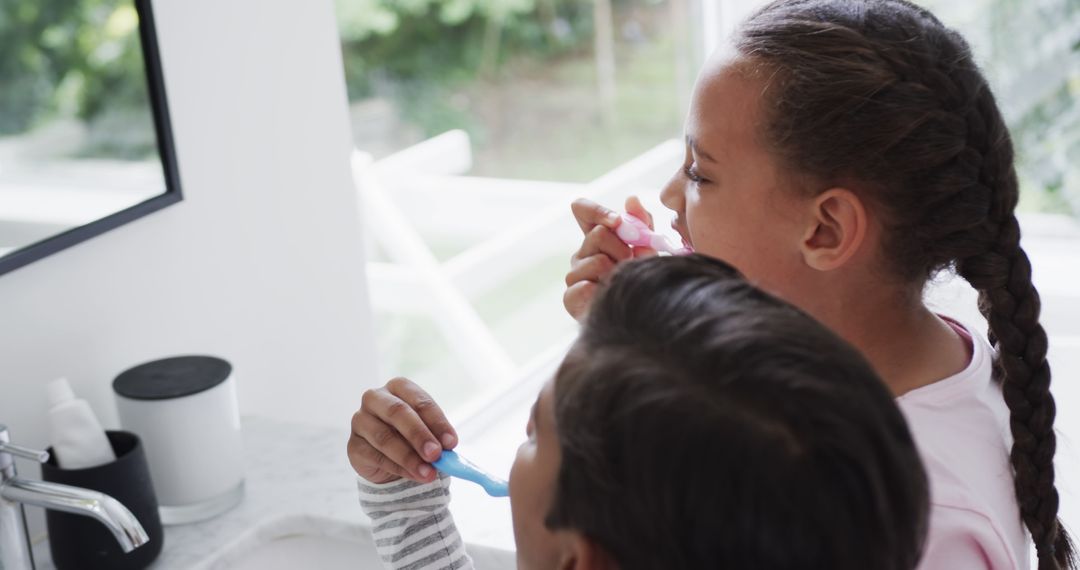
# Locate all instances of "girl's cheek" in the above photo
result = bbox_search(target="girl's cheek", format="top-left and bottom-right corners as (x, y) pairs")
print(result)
(685, 193), (709, 229)
(686, 208), (714, 252)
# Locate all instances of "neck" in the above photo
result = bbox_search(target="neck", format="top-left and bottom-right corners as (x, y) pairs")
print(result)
(801, 279), (970, 397)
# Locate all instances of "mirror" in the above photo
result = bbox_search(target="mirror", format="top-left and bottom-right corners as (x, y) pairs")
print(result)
(0, 0), (181, 276)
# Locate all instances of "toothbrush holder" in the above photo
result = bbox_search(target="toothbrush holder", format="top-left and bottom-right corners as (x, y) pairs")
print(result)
(41, 430), (164, 570)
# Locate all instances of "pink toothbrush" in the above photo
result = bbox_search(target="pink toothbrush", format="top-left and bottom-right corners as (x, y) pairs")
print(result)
(614, 213), (693, 255)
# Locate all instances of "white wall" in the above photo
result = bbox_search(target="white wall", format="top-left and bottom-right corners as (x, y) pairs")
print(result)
(0, 0), (377, 537)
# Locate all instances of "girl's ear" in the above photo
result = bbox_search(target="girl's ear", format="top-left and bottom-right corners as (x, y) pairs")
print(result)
(800, 187), (869, 271)
(558, 532), (618, 570)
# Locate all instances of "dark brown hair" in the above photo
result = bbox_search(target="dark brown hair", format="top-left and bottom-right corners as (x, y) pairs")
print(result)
(547, 255), (929, 569)
(733, 1), (1073, 568)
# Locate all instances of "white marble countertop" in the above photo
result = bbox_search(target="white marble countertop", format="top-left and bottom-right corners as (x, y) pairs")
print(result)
(32, 415), (519, 569)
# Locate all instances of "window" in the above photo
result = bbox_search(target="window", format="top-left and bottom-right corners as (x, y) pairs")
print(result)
(339, 0), (714, 413)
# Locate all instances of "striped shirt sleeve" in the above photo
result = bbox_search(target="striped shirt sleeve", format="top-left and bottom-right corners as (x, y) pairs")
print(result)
(357, 473), (474, 570)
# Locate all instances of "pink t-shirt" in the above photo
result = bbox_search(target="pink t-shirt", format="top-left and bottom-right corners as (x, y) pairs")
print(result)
(896, 319), (1030, 570)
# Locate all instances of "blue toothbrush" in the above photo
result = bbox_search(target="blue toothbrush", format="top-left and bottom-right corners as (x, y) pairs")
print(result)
(432, 450), (510, 497)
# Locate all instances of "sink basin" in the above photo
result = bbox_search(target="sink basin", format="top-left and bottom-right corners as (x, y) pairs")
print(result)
(201, 514), (516, 570)
(223, 533), (380, 569)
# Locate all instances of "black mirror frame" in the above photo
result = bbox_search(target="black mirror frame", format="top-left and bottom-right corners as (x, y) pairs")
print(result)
(0, 0), (183, 277)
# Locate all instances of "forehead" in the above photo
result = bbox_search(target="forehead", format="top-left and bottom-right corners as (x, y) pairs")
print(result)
(687, 58), (767, 153)
(536, 376), (557, 426)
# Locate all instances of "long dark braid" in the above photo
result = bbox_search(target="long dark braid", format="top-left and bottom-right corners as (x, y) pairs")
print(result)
(734, 1), (1074, 567)
(956, 74), (1069, 569)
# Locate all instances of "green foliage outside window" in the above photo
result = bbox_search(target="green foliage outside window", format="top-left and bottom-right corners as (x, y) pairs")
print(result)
(336, 0), (597, 138)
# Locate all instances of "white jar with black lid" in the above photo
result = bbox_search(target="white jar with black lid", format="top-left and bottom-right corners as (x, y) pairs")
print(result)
(113, 355), (244, 525)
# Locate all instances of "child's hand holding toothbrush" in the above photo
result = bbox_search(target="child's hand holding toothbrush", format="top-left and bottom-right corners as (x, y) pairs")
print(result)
(565, 196), (660, 321)
(347, 377), (459, 484)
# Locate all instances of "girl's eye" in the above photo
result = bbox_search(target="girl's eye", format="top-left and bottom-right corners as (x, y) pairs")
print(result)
(683, 164), (705, 184)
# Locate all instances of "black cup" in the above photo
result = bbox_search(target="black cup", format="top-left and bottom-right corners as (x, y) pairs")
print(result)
(41, 430), (164, 570)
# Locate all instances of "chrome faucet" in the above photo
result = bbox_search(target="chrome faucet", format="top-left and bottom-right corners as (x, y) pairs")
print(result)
(0, 424), (149, 569)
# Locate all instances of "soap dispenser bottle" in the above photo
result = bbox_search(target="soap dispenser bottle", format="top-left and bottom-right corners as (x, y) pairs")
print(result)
(48, 378), (116, 469)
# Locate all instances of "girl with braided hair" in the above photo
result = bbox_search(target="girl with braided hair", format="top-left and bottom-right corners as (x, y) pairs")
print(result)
(565, 1), (1074, 568)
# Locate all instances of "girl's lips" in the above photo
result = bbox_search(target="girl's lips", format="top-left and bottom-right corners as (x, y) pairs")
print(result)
(671, 219), (692, 249)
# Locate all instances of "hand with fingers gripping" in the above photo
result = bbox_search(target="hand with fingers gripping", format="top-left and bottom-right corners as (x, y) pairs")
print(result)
(347, 377), (459, 484)
(564, 195), (658, 321)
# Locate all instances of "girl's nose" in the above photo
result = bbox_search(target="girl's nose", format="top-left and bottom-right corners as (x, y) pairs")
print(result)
(660, 172), (684, 212)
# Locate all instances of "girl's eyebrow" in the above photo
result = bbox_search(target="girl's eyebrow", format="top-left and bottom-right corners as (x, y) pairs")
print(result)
(686, 135), (718, 164)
